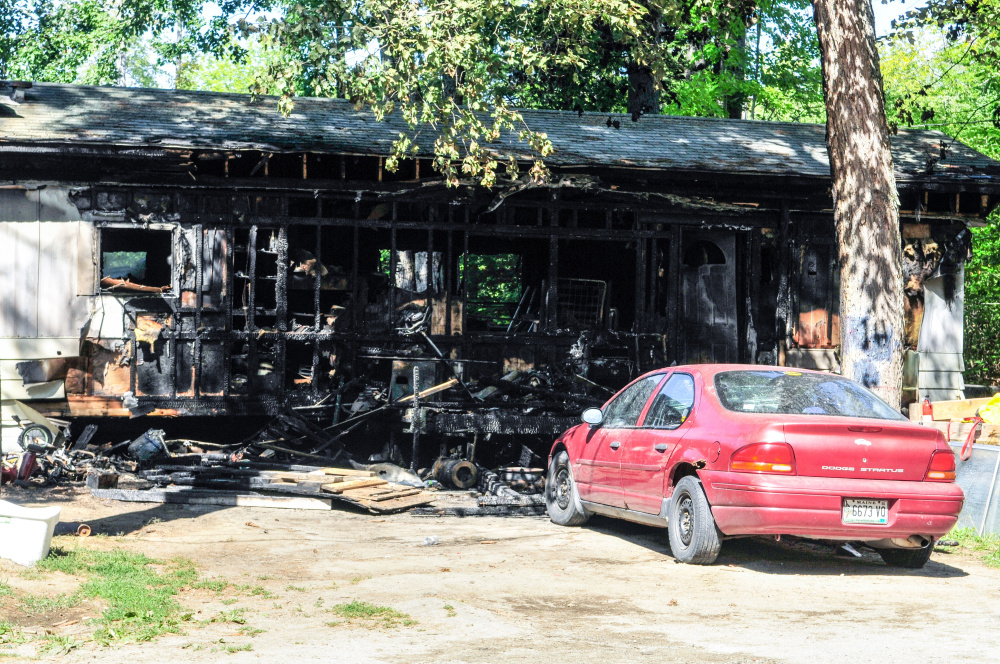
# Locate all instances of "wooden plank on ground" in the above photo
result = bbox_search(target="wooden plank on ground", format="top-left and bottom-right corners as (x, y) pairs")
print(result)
(354, 488), (423, 502)
(265, 471), (331, 483)
(361, 492), (436, 513)
(321, 478), (387, 494)
(320, 467), (374, 477)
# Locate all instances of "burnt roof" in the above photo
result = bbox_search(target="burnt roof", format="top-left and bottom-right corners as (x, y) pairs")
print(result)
(2, 82), (998, 182)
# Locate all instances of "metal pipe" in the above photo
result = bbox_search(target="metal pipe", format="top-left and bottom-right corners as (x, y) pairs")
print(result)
(979, 447), (1000, 534)
(410, 365), (421, 471)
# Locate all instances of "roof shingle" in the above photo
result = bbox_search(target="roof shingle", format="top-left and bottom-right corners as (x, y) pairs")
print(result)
(1, 83), (997, 182)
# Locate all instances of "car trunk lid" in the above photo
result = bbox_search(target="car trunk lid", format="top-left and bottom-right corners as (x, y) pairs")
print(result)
(781, 418), (940, 481)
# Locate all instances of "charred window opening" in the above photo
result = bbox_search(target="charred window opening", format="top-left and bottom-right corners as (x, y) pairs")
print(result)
(461, 254), (523, 329)
(683, 240), (726, 267)
(100, 228), (173, 293)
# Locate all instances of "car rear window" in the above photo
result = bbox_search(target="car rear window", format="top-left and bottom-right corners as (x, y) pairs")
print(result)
(713, 370), (906, 421)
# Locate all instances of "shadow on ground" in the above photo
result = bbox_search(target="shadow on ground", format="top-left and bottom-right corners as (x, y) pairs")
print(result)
(581, 514), (968, 578)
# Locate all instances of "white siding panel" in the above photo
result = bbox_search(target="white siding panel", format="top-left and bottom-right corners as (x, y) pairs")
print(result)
(1, 222), (40, 337)
(0, 222), (14, 337)
(76, 221), (97, 296)
(38, 222), (90, 337)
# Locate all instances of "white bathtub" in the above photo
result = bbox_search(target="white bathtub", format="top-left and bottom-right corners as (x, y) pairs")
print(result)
(0, 499), (61, 566)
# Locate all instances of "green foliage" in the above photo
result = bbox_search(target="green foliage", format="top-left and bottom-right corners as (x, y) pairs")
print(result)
(965, 222), (1000, 385)
(36, 634), (80, 656)
(880, 26), (1000, 385)
(233, 583), (276, 598)
(745, 0), (824, 122)
(327, 600), (415, 628)
(37, 547), (198, 645)
(215, 609), (247, 624)
(0, 0), (273, 85)
(16, 592), (78, 615)
(0, 621), (28, 646)
(191, 578), (230, 593)
(463, 253), (522, 326)
(259, 1), (766, 187)
(177, 39), (283, 94)
(941, 527), (1000, 567)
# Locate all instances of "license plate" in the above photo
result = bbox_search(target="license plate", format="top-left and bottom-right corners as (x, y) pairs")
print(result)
(842, 498), (888, 525)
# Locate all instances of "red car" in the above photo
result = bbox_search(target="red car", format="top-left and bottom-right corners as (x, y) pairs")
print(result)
(546, 365), (964, 567)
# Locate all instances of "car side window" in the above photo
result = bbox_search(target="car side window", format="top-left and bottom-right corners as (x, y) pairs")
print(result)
(643, 373), (695, 429)
(603, 375), (663, 428)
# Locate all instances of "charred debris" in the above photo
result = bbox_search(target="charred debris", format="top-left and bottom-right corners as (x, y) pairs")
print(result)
(0, 404), (550, 516)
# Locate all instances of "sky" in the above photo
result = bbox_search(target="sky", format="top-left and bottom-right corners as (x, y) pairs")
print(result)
(872, 0), (924, 38)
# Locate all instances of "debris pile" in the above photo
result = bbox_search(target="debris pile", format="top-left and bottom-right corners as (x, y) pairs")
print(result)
(3, 401), (553, 518)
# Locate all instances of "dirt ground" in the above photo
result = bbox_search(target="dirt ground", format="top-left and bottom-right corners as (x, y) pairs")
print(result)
(2, 486), (999, 664)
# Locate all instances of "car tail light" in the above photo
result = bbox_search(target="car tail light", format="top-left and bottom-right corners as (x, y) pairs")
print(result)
(925, 450), (956, 481)
(730, 443), (796, 474)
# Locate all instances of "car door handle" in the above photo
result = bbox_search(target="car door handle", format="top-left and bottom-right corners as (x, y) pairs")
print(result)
(609, 441), (621, 450)
(654, 444), (668, 453)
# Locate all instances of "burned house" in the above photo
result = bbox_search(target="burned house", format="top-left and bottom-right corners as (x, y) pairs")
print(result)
(1, 82), (998, 464)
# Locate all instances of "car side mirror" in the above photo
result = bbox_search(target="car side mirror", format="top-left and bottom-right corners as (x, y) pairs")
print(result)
(581, 408), (604, 427)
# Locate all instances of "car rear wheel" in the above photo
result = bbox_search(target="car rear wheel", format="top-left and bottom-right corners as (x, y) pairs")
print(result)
(546, 451), (589, 526)
(668, 475), (722, 565)
(877, 543), (934, 569)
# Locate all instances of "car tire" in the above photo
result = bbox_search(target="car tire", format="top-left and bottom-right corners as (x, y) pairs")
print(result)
(668, 475), (722, 565)
(546, 451), (589, 527)
(877, 543), (934, 569)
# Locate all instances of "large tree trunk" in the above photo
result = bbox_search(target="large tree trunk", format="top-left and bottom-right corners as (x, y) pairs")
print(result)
(627, 63), (659, 118)
(812, 0), (904, 409)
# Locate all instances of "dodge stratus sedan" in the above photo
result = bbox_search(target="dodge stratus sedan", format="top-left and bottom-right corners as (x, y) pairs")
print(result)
(545, 365), (964, 567)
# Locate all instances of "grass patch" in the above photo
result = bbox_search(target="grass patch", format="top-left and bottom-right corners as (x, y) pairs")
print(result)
(233, 584), (275, 599)
(36, 635), (80, 656)
(216, 609), (247, 625)
(285, 585), (306, 592)
(16, 592), (78, 615)
(37, 547), (197, 645)
(15, 568), (44, 581)
(225, 643), (253, 654)
(940, 527), (1000, 567)
(192, 579), (229, 593)
(0, 621), (28, 646)
(220, 598), (238, 606)
(237, 626), (265, 637)
(327, 601), (415, 629)
(0, 581), (11, 597)
(443, 603), (457, 617)
(349, 574), (370, 586)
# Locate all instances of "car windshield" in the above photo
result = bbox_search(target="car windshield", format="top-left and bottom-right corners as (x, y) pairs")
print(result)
(714, 370), (906, 421)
